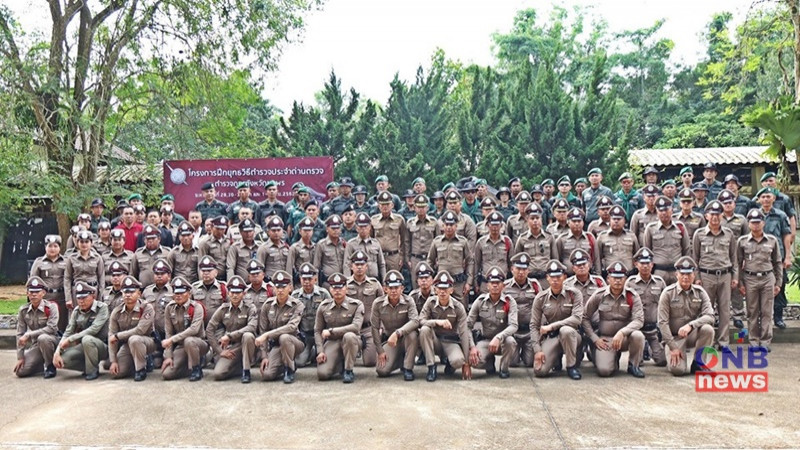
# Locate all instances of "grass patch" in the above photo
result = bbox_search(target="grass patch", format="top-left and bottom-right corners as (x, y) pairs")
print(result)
(0, 298), (26, 315)
(787, 284), (800, 304)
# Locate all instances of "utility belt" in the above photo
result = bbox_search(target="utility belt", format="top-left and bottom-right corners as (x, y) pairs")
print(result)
(383, 250), (400, 256)
(453, 272), (468, 283)
(80, 280), (99, 287)
(410, 253), (427, 260)
(653, 264), (675, 272)
(744, 270), (771, 277)
(439, 334), (461, 344)
(529, 271), (546, 280)
(642, 322), (658, 332)
(517, 324), (530, 333)
(698, 267), (732, 276)
(47, 288), (64, 294)
(544, 330), (560, 339)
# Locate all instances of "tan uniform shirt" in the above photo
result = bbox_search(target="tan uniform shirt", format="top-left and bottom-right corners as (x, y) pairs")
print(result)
(418, 297), (473, 357)
(109, 301), (155, 363)
(555, 232), (601, 274)
(245, 284), (273, 314)
(198, 236), (230, 277)
(256, 239), (290, 280)
(582, 287), (643, 341)
(545, 222), (569, 238)
(409, 288), (434, 315)
(258, 296), (304, 341)
(530, 287), (583, 353)
(625, 274), (667, 325)
(346, 277), (384, 326)
(596, 229), (639, 272)
(142, 283), (172, 336)
(513, 230), (557, 274)
(191, 280), (227, 316)
(370, 295), (419, 353)
(169, 246), (199, 283)
(474, 234), (512, 281)
(642, 221), (690, 269)
(427, 234), (475, 284)
(737, 234), (782, 285)
(372, 213), (407, 257)
(102, 250), (133, 277)
(130, 246), (169, 287)
(657, 284), (714, 351)
(64, 251), (106, 303)
(164, 299), (206, 358)
(102, 286), (124, 311)
(722, 214), (749, 240)
(506, 213), (528, 245)
(292, 286), (332, 334)
(313, 237), (346, 279)
(343, 237), (386, 279)
(468, 294), (519, 341)
(405, 215), (440, 260)
(674, 212), (706, 239)
(630, 207), (658, 245)
(206, 301), (258, 354)
(16, 301), (59, 359)
(692, 226), (737, 276)
(227, 240), (259, 280)
(564, 275), (605, 307)
(587, 219), (610, 237)
(503, 278), (541, 334)
(314, 297), (365, 349)
(30, 255), (67, 297)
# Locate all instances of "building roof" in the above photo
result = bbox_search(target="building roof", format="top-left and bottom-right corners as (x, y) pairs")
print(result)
(72, 164), (160, 183)
(629, 146), (797, 167)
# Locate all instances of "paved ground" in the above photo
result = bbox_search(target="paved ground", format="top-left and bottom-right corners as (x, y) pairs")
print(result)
(1, 346), (799, 449)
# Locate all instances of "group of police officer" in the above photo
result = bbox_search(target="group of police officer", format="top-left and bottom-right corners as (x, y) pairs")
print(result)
(14, 163), (791, 383)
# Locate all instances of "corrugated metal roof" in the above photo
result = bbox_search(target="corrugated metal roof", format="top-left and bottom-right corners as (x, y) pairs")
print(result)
(71, 164), (161, 183)
(629, 146), (797, 167)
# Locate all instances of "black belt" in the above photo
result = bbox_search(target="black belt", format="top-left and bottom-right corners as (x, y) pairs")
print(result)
(698, 267), (732, 276)
(84, 281), (99, 287)
(361, 320), (371, 330)
(47, 288), (64, 293)
(382, 250), (399, 256)
(453, 272), (468, 283)
(529, 271), (546, 279)
(653, 264), (675, 271)
(517, 324), (530, 333)
(744, 270), (770, 277)
(410, 253), (427, 259)
(642, 322), (658, 332)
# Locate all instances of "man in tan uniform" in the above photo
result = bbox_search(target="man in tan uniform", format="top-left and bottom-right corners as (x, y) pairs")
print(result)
(31, 235), (68, 331)
(256, 216), (290, 281)
(674, 188), (706, 238)
(103, 229), (133, 277)
(315, 273), (364, 383)
(719, 189), (749, 329)
(468, 267), (518, 378)
(427, 211), (474, 303)
(346, 251), (385, 367)
(313, 214), (347, 287)
(507, 191), (532, 245)
(198, 216), (230, 281)
(546, 198), (570, 237)
(504, 253), (542, 367)
(514, 203), (558, 289)
(161, 276), (208, 381)
(418, 271), (474, 381)
(582, 262), (645, 378)
(244, 260), (273, 312)
(286, 217), (316, 282)
(643, 196), (690, 285)
(64, 230), (105, 310)
(737, 209), (782, 349)
(372, 191), (407, 272)
(629, 184), (660, 244)
(191, 256), (227, 324)
(442, 191), (477, 249)
(169, 221), (199, 284)
(531, 260), (583, 380)
(53, 282), (109, 380)
(292, 263), (332, 367)
(625, 247), (668, 366)
(564, 249), (606, 365)
(555, 208), (600, 276)
(405, 195), (441, 288)
(692, 200), (738, 349)
(587, 196), (614, 237)
(256, 270), (305, 383)
(108, 276), (156, 381)
(130, 225), (169, 287)
(102, 261), (128, 311)
(657, 256), (715, 376)
(14, 277), (59, 378)
(344, 213), (386, 280)
(474, 212), (512, 294)
(371, 270), (419, 380)
(226, 218), (259, 280)
(205, 276), (258, 383)
(596, 205), (639, 275)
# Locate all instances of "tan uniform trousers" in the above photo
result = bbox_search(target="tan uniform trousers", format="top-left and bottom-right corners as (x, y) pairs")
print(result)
(731, 289), (746, 322)
(591, 331), (645, 377)
(419, 326), (466, 368)
(295, 336), (316, 368)
(744, 272), (775, 346)
(667, 324), (714, 376)
(317, 332), (360, 380)
(475, 336), (517, 372)
(698, 271), (732, 346)
(654, 269), (677, 286)
(376, 331), (419, 377)
(511, 332), (534, 368)
(163, 337), (209, 380)
(15, 334), (58, 377)
(384, 251), (403, 273)
(533, 327), (580, 377)
(112, 336), (156, 378)
(360, 327), (377, 367)
(61, 335), (108, 375)
(643, 329), (666, 366)
(261, 334), (303, 381)
(212, 332), (256, 381)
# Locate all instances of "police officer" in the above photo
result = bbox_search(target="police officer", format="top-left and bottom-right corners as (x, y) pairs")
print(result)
(513, 203), (557, 289)
(692, 200), (737, 349)
(531, 260), (583, 380)
(642, 196), (690, 285)
(226, 181), (260, 225)
(169, 221), (199, 284)
(372, 191), (407, 273)
(674, 188), (706, 238)
(320, 181), (340, 220)
(719, 189), (750, 329)
(371, 270), (419, 380)
(313, 215), (347, 287)
(406, 194), (440, 289)
(555, 208), (600, 276)
(418, 271), (474, 381)
(53, 282), (109, 380)
(657, 256), (715, 376)
(564, 249), (606, 365)
(691, 182), (710, 214)
(343, 212), (386, 280)
(331, 177), (356, 216)
(504, 253), (542, 367)
(204, 276), (257, 383)
(259, 180), (287, 225)
(467, 267), (518, 378)
(102, 261), (128, 311)
(352, 185), (372, 215)
(226, 218), (259, 280)
(341, 204), (359, 242)
(292, 263), (332, 368)
(244, 260), (273, 312)
(428, 211), (474, 304)
(701, 162), (724, 200)
(630, 184), (660, 245)
(108, 276), (156, 381)
(614, 172), (642, 224)
(398, 189), (418, 221)
(507, 191), (532, 245)
(256, 270), (304, 383)
(94, 221), (112, 255)
(130, 225), (169, 287)
(64, 230), (106, 310)
(103, 229), (133, 277)
(370, 174), (403, 212)
(14, 277), (59, 378)
(625, 248), (667, 366)
(192, 256), (226, 324)
(553, 175), (582, 209)
(286, 217), (316, 281)
(161, 276), (208, 381)
(546, 198), (570, 237)
(256, 216), (290, 281)
(531, 184), (554, 226)
(474, 212), (512, 294)
(587, 196), (613, 237)
(755, 187), (793, 329)
(346, 251), (385, 367)
(198, 216), (230, 281)
(442, 190), (478, 249)
(290, 200), (326, 244)
(496, 187), (517, 220)
(195, 182), (229, 222)
(583, 168), (614, 224)
(460, 182), (482, 223)
(30, 235), (68, 331)
(595, 205), (639, 274)
(722, 174), (752, 216)
(737, 209), (782, 349)
(475, 197), (505, 238)
(583, 262), (645, 378)
(315, 273), (364, 383)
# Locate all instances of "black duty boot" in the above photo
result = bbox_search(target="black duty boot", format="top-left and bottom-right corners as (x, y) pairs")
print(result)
(84, 369), (99, 381)
(426, 365), (437, 382)
(627, 363), (645, 378)
(145, 355), (155, 373)
(444, 362), (455, 376)
(485, 364), (497, 375)
(43, 365), (57, 379)
(342, 369), (355, 383)
(283, 367), (296, 384)
(241, 370), (251, 384)
(567, 366), (581, 380)
(734, 319), (744, 329)
(403, 368), (414, 381)
(189, 365), (203, 381)
(134, 369), (147, 382)
(499, 370), (510, 379)
(415, 354), (426, 366)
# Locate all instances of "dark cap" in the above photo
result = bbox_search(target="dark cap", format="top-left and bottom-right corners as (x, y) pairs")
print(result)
(459, 182), (477, 193)
(152, 258), (172, 274)
(198, 256), (217, 271)
(325, 215), (342, 228)
(143, 225), (159, 238)
(121, 276), (142, 292)
(228, 276), (247, 293)
(77, 230), (93, 241)
(171, 276), (191, 294)
(655, 196), (673, 211)
(247, 260), (265, 274)
(239, 219), (255, 232)
(485, 266), (505, 282)
(44, 234), (62, 245)
(97, 221), (111, 230)
(91, 198), (106, 208)
(212, 216), (229, 229)
(597, 196), (614, 209)
(26, 276), (46, 292)
(525, 203), (543, 216)
(340, 177), (354, 187)
(634, 247), (654, 263)
(267, 216), (284, 230)
(109, 261), (129, 276)
(756, 187), (777, 198)
(414, 195), (429, 207)
(292, 182), (305, 190)
(434, 271), (454, 288)
(541, 178), (555, 187)
(675, 256), (697, 273)
(510, 252), (530, 269)
(507, 177), (521, 186)
(326, 181), (340, 190)
(747, 209), (765, 222)
(704, 200), (723, 215)
(304, 199), (318, 210)
(299, 217), (315, 231)
(201, 182), (214, 191)
(587, 168), (602, 176)
(723, 174), (741, 187)
(328, 273), (347, 288)
(552, 199), (569, 212)
(703, 162), (717, 171)
(445, 191), (462, 202)
(609, 205), (626, 219)
(441, 211), (458, 225)
(350, 251), (369, 264)
(431, 191), (445, 200)
(236, 181), (250, 190)
(618, 172), (633, 182)
(567, 208), (585, 222)
(161, 194), (175, 202)
(557, 175), (571, 185)
(355, 213), (371, 226)
(178, 221), (195, 236)
(110, 229), (125, 240)
(496, 187), (511, 198)
(678, 188), (694, 200)
(299, 263), (317, 279)
(760, 172), (776, 182)
(545, 260), (567, 277)
(606, 262), (628, 278)
(641, 184), (660, 196)
(402, 189), (416, 199)
(415, 262), (434, 278)
(516, 192), (532, 203)
(272, 270), (292, 287)
(74, 281), (97, 298)
(353, 185), (368, 195)
(529, 184), (544, 195)
(341, 204), (355, 214)
(717, 189), (735, 203)
(377, 191), (393, 204)
(384, 270), (404, 287)
(78, 213), (91, 222)
(569, 249), (591, 265)
(480, 197), (496, 209)
(692, 182), (709, 192)
(375, 175), (389, 184)
(643, 166), (659, 176)
(487, 211), (504, 225)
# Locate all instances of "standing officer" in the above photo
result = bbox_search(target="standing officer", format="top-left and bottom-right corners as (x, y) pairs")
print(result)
(198, 216), (230, 281)
(583, 168), (614, 224)
(443, 190), (478, 248)
(674, 188), (706, 238)
(755, 187), (793, 330)
(14, 276), (59, 378)
(504, 253), (542, 367)
(546, 198), (570, 237)
(244, 260), (273, 312)
(657, 256), (715, 376)
(169, 222), (199, 284)
(315, 273), (364, 383)
(130, 225), (169, 287)
(258, 180), (287, 225)
(291, 263), (332, 368)
(701, 162), (724, 200)
(256, 216), (290, 281)
(625, 248), (668, 366)
(346, 251), (385, 367)
(343, 212), (386, 280)
(467, 267), (518, 378)
(371, 270), (420, 380)
(227, 181), (260, 225)
(286, 217), (316, 281)
(614, 172), (642, 223)
(102, 261), (128, 311)
(161, 276), (208, 381)
(630, 184), (660, 244)
(582, 262), (645, 378)
(409, 262), (436, 315)
(418, 271), (474, 381)
(103, 229), (133, 276)
(722, 175), (753, 216)
(587, 196), (613, 237)
(737, 209), (782, 349)
(596, 205), (639, 273)
(692, 200), (737, 349)
(52, 282), (109, 380)
(226, 218), (259, 280)
(195, 182), (229, 222)
(531, 260), (584, 380)
(719, 189), (749, 329)
(331, 177), (356, 216)
(206, 276), (258, 383)
(555, 208), (600, 276)
(564, 249), (606, 364)
(256, 270), (305, 383)
(108, 276), (156, 381)
(474, 212), (512, 294)
(312, 215), (347, 287)
(427, 211), (474, 304)
(642, 196), (690, 285)
(192, 256), (227, 323)
(405, 194), (441, 288)
(514, 203), (558, 288)
(64, 230), (105, 310)
(30, 235), (68, 331)
(507, 192), (532, 245)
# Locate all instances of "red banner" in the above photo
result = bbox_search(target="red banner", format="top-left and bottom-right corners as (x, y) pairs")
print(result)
(163, 157), (334, 217)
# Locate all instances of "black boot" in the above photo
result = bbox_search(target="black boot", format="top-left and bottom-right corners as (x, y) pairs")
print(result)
(342, 369), (355, 383)
(403, 368), (414, 381)
(84, 369), (99, 381)
(145, 355), (154, 373)
(283, 367), (296, 384)
(627, 363), (645, 378)
(134, 369), (147, 382)
(43, 364), (57, 379)
(444, 362), (455, 376)
(189, 365), (203, 381)
(499, 370), (510, 379)
(567, 366), (581, 380)
(241, 370), (251, 384)
(415, 354), (426, 366)
(426, 365), (437, 382)
(485, 364), (497, 375)
(643, 343), (651, 361)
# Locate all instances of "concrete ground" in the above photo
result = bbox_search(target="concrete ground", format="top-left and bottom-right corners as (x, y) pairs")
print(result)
(1, 347), (799, 449)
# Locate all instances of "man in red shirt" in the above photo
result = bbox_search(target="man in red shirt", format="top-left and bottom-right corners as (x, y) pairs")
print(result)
(115, 206), (143, 252)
